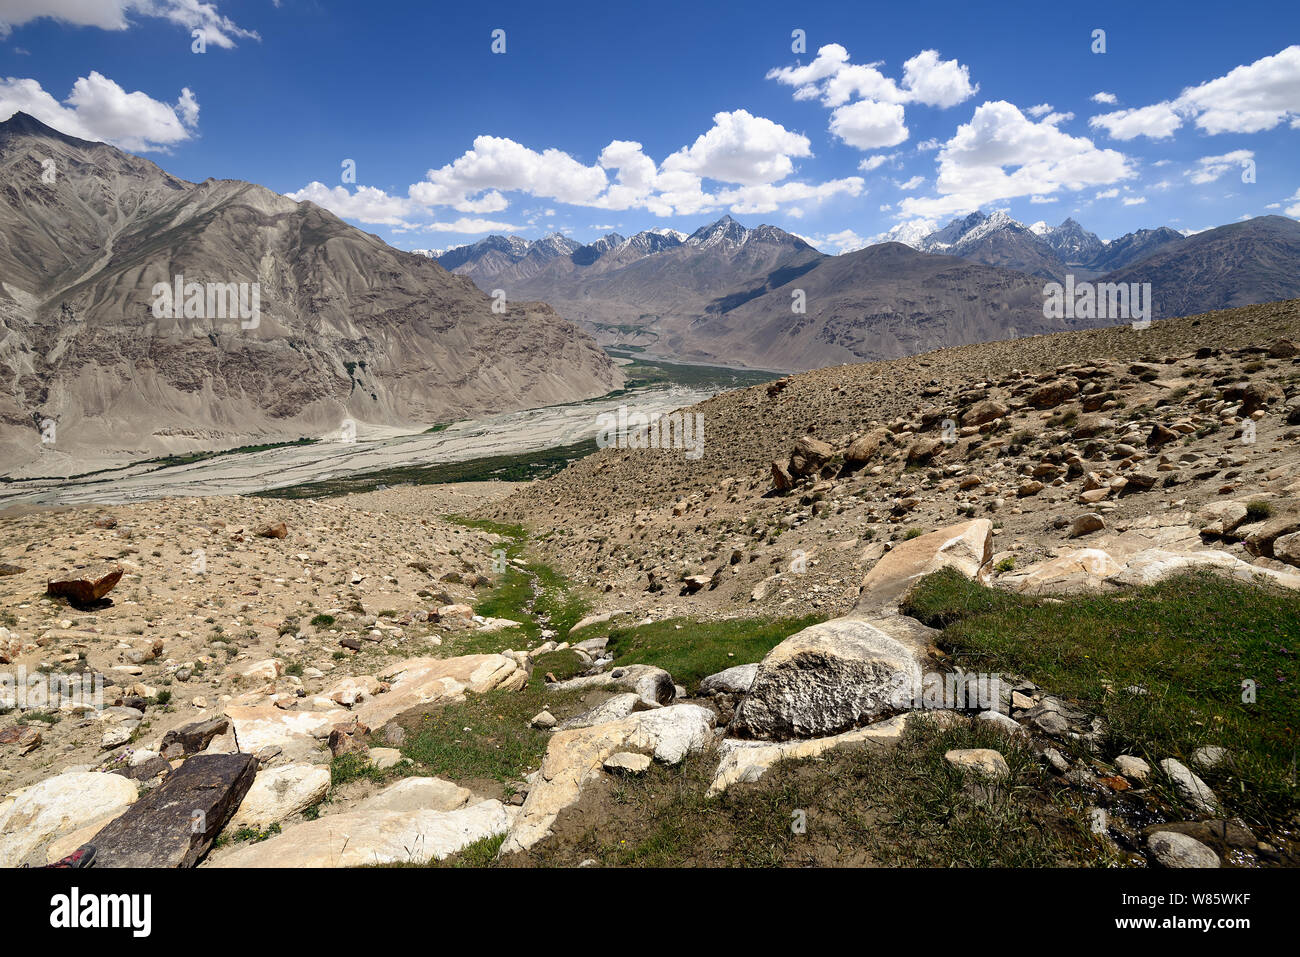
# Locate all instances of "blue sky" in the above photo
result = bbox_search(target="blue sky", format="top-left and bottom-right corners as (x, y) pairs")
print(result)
(3, 0), (1299, 253)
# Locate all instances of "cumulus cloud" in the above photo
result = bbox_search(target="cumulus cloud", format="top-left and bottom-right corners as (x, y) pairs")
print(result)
(0, 72), (198, 151)
(898, 100), (1133, 219)
(1091, 92), (1118, 105)
(292, 109), (853, 229)
(1025, 103), (1054, 118)
(285, 183), (417, 227)
(829, 99), (908, 149)
(0, 0), (258, 48)
(896, 175), (924, 190)
(660, 109), (811, 186)
(768, 43), (976, 150)
(1088, 101), (1182, 140)
(1090, 45), (1300, 140)
(714, 176), (864, 214)
(1121, 195), (1147, 206)
(1186, 149), (1255, 184)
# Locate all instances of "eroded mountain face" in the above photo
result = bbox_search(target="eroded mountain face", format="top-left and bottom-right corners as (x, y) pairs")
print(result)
(0, 113), (622, 474)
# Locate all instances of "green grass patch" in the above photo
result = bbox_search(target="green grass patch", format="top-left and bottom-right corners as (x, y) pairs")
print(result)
(513, 718), (1109, 867)
(902, 567), (1300, 826)
(397, 649), (589, 785)
(605, 614), (823, 692)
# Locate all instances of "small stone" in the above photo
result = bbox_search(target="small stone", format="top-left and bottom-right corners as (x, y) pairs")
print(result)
(1160, 758), (1221, 814)
(530, 710), (556, 730)
(944, 748), (1010, 778)
(1192, 745), (1228, 769)
(1114, 754), (1150, 783)
(603, 752), (652, 776)
(369, 748), (403, 770)
(1147, 830), (1220, 869)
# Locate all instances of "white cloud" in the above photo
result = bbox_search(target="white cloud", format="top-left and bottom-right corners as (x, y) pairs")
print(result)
(1186, 149), (1254, 185)
(0, 0), (258, 48)
(858, 153), (895, 172)
(1095, 188), (1120, 199)
(901, 49), (979, 108)
(715, 176), (864, 214)
(796, 228), (869, 254)
(1090, 45), (1300, 140)
(423, 217), (524, 234)
(1179, 44), (1300, 134)
(1121, 196), (1147, 206)
(1283, 188), (1300, 217)
(1091, 92), (1118, 105)
(915, 137), (941, 151)
(829, 99), (908, 149)
(898, 100), (1133, 219)
(412, 135), (609, 210)
(286, 182), (416, 227)
(1025, 103), (1054, 118)
(661, 109), (811, 186)
(0, 72), (198, 151)
(768, 44), (976, 151)
(1088, 101), (1183, 140)
(896, 175), (924, 190)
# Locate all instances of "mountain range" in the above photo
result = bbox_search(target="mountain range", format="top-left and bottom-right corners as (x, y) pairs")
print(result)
(0, 112), (621, 473)
(441, 210), (1300, 369)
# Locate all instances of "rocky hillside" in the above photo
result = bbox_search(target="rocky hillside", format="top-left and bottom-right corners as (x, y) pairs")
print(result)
(489, 298), (1300, 621)
(0, 113), (622, 474)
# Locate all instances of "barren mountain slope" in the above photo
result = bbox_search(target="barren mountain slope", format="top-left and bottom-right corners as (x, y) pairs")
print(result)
(486, 299), (1300, 623)
(0, 113), (621, 473)
(1099, 216), (1300, 318)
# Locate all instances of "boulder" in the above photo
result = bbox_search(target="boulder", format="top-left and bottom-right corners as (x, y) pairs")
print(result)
(92, 753), (257, 867)
(698, 663), (759, 696)
(1002, 549), (1123, 594)
(228, 764), (330, 829)
(728, 618), (927, 740)
(0, 771), (138, 867)
(224, 705), (351, 754)
(363, 776), (473, 813)
(354, 654), (528, 729)
(1069, 513), (1106, 538)
(603, 752), (652, 775)
(853, 519), (993, 613)
(213, 799), (513, 867)
(46, 564), (123, 606)
(961, 399), (1009, 427)
(501, 704), (715, 854)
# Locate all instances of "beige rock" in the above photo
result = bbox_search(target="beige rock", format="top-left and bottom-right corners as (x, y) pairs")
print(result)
(707, 713), (913, 795)
(363, 776), (472, 813)
(0, 771), (138, 867)
(501, 704), (715, 854)
(224, 705), (352, 753)
(228, 764), (330, 829)
(354, 654), (527, 729)
(853, 519), (993, 613)
(213, 799), (513, 867)
(944, 748), (1010, 778)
